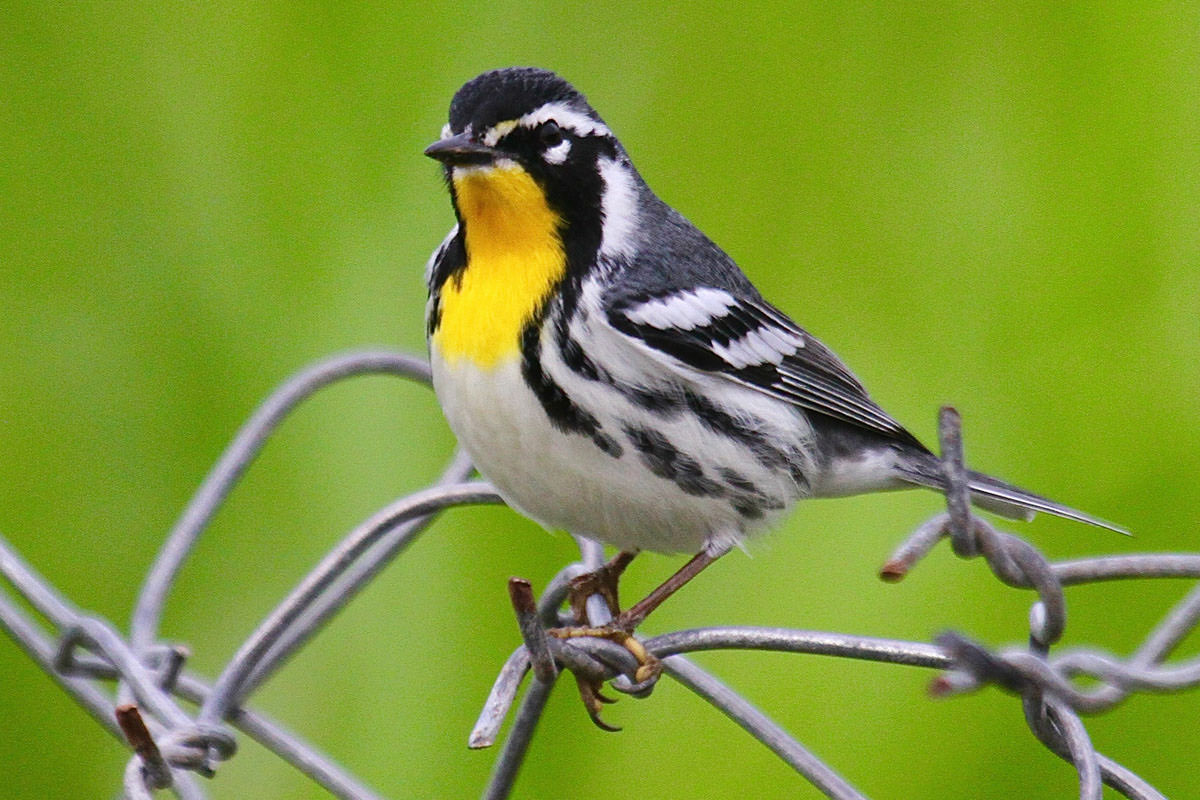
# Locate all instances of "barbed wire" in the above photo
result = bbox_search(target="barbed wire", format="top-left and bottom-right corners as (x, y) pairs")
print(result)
(1, 349), (1197, 799)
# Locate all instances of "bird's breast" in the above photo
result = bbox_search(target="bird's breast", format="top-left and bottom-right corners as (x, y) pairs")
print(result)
(431, 165), (566, 368)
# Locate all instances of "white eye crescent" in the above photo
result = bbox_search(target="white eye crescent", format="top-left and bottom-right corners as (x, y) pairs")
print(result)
(543, 139), (571, 164)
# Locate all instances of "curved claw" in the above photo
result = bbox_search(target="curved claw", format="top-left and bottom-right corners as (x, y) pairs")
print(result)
(587, 708), (622, 733)
(573, 674), (622, 732)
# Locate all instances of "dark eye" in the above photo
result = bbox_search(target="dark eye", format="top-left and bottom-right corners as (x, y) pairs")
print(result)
(539, 121), (564, 148)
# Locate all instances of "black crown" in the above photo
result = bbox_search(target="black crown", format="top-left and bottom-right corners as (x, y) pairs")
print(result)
(448, 67), (599, 134)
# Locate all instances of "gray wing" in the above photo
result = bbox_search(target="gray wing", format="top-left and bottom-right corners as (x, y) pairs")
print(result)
(606, 284), (927, 452)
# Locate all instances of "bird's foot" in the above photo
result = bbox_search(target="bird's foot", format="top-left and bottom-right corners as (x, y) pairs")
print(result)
(550, 624), (661, 682)
(548, 623), (662, 731)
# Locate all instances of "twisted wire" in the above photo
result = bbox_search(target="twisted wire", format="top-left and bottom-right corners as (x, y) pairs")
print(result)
(0, 352), (1195, 799)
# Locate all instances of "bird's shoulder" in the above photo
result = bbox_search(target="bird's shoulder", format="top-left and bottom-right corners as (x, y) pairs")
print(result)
(614, 197), (760, 299)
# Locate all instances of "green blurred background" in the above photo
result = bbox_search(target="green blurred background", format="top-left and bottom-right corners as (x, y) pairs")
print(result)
(2, 3), (1198, 798)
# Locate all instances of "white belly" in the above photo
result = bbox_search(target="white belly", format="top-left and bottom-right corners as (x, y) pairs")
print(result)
(430, 348), (800, 553)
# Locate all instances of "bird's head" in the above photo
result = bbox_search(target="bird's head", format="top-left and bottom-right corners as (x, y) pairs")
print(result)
(426, 67), (640, 261)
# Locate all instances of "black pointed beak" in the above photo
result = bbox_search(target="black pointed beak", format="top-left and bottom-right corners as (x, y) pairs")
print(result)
(424, 132), (498, 166)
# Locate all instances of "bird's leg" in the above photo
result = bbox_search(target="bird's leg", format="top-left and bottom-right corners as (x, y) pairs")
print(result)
(615, 545), (727, 631)
(551, 544), (730, 730)
(567, 549), (637, 624)
(551, 550), (649, 730)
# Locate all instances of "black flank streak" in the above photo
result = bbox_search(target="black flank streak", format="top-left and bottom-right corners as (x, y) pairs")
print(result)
(561, 335), (603, 380)
(593, 431), (623, 457)
(719, 467), (786, 520)
(732, 501), (765, 520)
(613, 378), (809, 491)
(521, 322), (622, 458)
(624, 425), (724, 497)
(786, 457), (812, 491)
(718, 467), (760, 495)
(623, 383), (684, 414)
(684, 390), (793, 470)
(554, 310), (607, 382)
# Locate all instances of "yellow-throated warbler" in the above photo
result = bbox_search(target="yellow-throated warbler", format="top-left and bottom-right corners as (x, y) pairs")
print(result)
(423, 67), (1122, 633)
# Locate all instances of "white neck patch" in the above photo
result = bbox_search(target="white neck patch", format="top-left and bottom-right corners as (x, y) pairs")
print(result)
(598, 157), (639, 259)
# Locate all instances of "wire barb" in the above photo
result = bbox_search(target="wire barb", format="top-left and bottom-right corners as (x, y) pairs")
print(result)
(938, 406), (975, 556)
(116, 705), (172, 791)
(508, 578), (557, 684)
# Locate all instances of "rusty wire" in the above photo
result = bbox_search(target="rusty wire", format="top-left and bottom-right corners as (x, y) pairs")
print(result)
(1, 350), (1197, 799)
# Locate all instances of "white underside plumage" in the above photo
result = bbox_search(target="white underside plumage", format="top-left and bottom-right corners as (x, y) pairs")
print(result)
(432, 356), (798, 553)
(429, 277), (827, 554)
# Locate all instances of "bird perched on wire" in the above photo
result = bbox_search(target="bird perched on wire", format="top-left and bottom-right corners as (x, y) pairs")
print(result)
(422, 67), (1121, 689)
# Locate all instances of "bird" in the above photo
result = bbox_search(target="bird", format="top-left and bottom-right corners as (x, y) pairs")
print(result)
(422, 67), (1122, 681)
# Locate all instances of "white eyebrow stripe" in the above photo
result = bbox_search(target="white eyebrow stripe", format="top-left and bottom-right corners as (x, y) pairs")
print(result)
(518, 102), (611, 138)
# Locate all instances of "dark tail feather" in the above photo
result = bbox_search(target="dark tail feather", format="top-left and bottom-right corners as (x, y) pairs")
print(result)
(894, 456), (1129, 535)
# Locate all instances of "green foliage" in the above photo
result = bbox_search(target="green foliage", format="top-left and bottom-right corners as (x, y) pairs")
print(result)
(2, 3), (1198, 797)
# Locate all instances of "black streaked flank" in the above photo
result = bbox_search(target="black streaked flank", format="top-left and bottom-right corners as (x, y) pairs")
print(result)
(719, 467), (787, 520)
(718, 467), (760, 496)
(561, 334), (603, 380)
(785, 456), (812, 491)
(618, 378), (804, 479)
(731, 500), (765, 520)
(622, 383), (685, 414)
(684, 390), (785, 468)
(623, 425), (724, 497)
(592, 430), (623, 457)
(520, 322), (623, 458)
(554, 310), (607, 382)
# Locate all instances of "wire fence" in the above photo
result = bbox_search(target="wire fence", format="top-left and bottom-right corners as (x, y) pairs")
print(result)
(2, 349), (1198, 799)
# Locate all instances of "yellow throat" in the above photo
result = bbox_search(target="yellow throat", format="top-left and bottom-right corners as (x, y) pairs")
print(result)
(433, 164), (566, 368)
